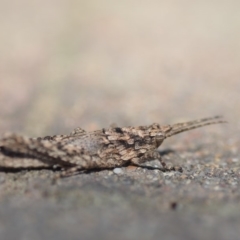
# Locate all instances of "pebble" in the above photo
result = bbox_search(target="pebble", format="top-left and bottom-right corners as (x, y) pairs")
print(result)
(232, 158), (239, 162)
(126, 165), (138, 172)
(163, 172), (174, 177)
(113, 168), (124, 175)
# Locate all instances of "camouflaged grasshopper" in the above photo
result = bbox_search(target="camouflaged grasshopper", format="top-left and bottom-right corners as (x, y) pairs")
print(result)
(0, 116), (225, 176)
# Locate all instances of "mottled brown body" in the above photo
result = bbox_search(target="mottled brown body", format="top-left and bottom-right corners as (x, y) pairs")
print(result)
(0, 116), (225, 176)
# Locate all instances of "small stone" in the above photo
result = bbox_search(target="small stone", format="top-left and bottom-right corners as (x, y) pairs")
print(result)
(113, 168), (123, 175)
(126, 165), (138, 172)
(163, 172), (174, 177)
(232, 158), (239, 162)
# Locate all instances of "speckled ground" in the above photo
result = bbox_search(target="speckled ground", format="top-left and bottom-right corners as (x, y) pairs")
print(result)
(0, 1), (240, 239)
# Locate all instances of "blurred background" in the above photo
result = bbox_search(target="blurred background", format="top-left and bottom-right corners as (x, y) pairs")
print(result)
(0, 0), (239, 136)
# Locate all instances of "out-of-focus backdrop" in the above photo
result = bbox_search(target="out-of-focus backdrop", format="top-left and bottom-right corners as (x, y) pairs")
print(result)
(0, 0), (239, 136)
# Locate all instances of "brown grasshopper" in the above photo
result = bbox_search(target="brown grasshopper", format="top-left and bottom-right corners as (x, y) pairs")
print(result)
(0, 116), (226, 176)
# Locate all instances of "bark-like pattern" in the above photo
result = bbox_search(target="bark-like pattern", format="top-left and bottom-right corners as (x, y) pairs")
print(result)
(0, 116), (225, 175)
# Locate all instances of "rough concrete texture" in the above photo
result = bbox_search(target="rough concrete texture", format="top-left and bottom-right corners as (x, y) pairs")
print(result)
(0, 0), (240, 239)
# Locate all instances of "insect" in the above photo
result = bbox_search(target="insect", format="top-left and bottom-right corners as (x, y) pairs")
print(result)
(0, 116), (226, 176)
